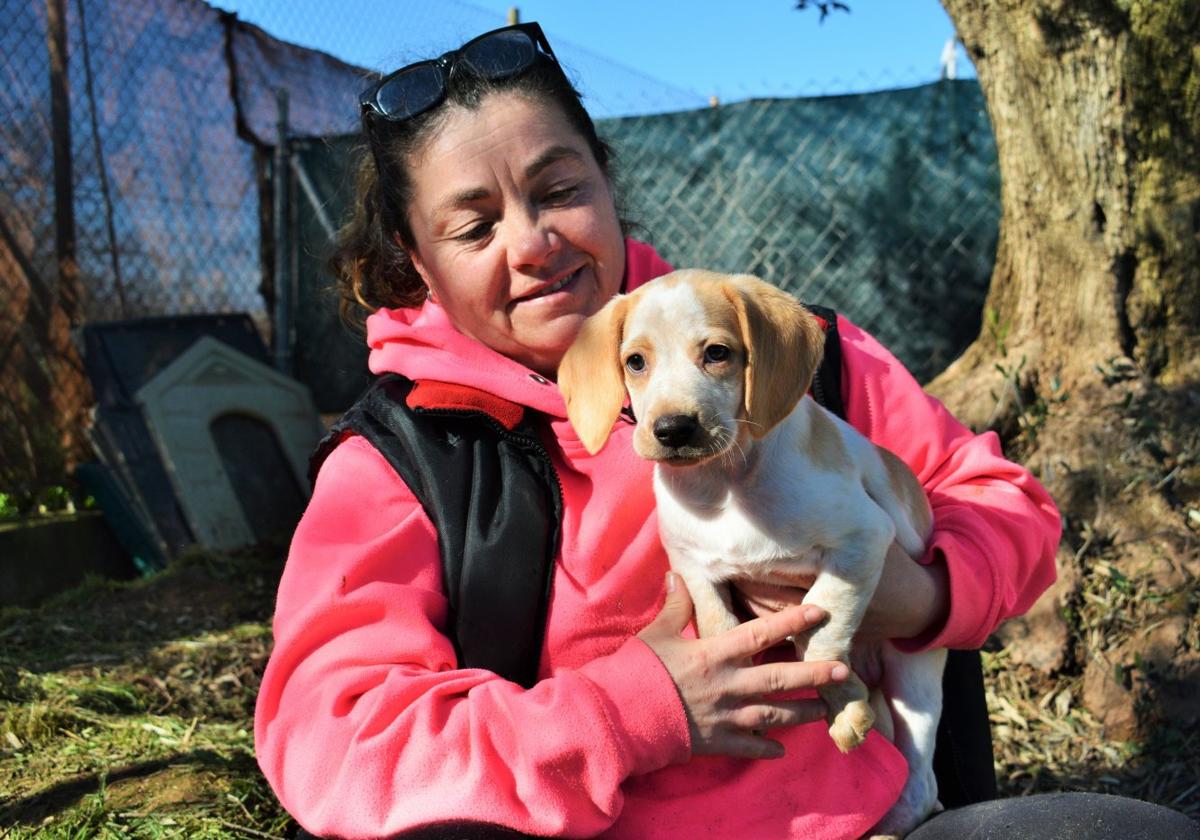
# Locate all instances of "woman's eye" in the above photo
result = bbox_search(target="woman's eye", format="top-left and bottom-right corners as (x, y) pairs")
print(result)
(543, 185), (578, 205)
(704, 344), (731, 364)
(625, 354), (646, 373)
(456, 221), (493, 242)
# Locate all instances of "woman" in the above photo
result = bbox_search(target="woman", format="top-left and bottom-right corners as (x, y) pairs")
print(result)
(253, 22), (1188, 840)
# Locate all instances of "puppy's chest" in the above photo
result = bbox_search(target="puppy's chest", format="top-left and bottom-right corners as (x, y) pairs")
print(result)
(655, 488), (826, 579)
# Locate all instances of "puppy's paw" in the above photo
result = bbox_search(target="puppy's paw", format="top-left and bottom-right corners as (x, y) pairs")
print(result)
(828, 698), (874, 752)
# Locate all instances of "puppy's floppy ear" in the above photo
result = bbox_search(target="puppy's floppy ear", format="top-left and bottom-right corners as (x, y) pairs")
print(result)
(723, 276), (825, 437)
(557, 295), (630, 455)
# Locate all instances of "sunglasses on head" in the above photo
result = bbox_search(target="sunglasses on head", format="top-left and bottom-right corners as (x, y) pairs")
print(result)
(360, 22), (560, 124)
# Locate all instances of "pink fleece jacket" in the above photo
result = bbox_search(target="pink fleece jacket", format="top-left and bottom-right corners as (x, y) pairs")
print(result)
(255, 240), (1060, 839)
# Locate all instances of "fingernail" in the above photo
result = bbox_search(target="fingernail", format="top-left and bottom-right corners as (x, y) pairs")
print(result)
(803, 606), (824, 623)
(665, 571), (676, 593)
(831, 664), (849, 681)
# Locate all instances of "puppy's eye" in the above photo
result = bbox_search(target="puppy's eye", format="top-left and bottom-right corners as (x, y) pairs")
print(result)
(625, 353), (646, 373)
(703, 344), (731, 364)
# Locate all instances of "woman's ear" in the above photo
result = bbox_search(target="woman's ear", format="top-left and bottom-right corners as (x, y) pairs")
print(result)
(558, 296), (630, 455)
(400, 238), (423, 277)
(723, 276), (825, 437)
(400, 236), (437, 302)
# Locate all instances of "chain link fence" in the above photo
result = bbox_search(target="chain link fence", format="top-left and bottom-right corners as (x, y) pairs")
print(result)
(0, 0), (363, 498)
(292, 82), (998, 409)
(604, 81), (998, 380)
(2, 0), (251, 496)
(1, 0), (998, 503)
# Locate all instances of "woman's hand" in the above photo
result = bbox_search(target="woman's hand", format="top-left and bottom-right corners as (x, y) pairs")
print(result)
(734, 544), (950, 643)
(638, 572), (849, 760)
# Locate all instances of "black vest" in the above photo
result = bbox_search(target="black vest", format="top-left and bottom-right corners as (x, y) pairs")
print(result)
(309, 305), (996, 808)
(310, 374), (562, 690)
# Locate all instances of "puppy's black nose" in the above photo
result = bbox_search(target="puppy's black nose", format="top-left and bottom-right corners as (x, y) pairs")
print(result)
(653, 414), (699, 448)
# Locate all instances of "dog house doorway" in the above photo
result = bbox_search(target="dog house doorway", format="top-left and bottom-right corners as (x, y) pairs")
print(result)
(211, 411), (307, 544)
(135, 336), (323, 549)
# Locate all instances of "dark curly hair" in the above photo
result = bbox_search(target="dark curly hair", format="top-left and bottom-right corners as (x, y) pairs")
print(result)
(329, 49), (627, 327)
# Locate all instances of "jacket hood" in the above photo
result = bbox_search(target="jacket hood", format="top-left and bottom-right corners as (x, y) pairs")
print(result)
(364, 238), (673, 418)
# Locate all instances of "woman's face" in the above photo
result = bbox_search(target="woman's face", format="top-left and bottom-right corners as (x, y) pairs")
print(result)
(403, 92), (626, 377)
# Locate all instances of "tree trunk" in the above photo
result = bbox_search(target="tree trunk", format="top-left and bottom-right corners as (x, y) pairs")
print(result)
(932, 0), (1200, 799)
(934, 0), (1198, 407)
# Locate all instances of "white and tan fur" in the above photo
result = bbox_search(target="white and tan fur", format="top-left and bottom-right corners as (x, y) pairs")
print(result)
(559, 269), (947, 837)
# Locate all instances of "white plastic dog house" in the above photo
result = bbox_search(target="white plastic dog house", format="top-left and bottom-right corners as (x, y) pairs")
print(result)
(135, 336), (323, 549)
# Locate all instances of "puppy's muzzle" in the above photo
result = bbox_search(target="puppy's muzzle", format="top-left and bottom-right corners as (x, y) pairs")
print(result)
(653, 414), (701, 449)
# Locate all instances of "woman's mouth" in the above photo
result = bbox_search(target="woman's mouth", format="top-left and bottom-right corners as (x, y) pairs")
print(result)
(522, 267), (582, 301)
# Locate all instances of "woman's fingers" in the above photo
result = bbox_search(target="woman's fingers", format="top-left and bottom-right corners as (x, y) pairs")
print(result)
(726, 699), (829, 732)
(712, 603), (828, 661)
(730, 659), (849, 697)
(639, 576), (848, 760)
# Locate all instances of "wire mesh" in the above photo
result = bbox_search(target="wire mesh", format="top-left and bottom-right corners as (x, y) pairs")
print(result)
(0, 0), (357, 494)
(291, 83), (999, 408)
(2, 0), (91, 495)
(603, 81), (999, 382)
(1, 0), (999, 500)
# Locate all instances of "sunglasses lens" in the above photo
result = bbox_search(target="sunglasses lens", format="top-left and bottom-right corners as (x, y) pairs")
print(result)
(375, 63), (444, 119)
(461, 30), (538, 79)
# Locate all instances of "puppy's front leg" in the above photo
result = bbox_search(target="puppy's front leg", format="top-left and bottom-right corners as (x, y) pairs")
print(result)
(799, 529), (889, 753)
(672, 567), (741, 640)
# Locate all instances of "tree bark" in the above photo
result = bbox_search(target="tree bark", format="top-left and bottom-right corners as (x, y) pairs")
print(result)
(932, 0), (1198, 416)
(932, 0), (1200, 781)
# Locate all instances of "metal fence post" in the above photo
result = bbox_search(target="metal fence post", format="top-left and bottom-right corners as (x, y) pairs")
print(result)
(45, 0), (79, 326)
(273, 88), (292, 375)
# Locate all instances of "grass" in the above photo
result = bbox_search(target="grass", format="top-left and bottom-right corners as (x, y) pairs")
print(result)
(986, 645), (1200, 815)
(2, 539), (1196, 837)
(0, 546), (294, 839)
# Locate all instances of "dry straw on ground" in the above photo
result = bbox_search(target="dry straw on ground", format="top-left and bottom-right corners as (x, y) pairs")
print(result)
(1, 479), (1197, 836)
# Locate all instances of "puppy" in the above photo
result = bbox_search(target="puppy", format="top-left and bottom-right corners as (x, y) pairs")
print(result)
(559, 269), (947, 837)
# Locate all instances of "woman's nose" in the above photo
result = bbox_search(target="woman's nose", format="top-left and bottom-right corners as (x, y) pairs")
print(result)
(506, 210), (559, 271)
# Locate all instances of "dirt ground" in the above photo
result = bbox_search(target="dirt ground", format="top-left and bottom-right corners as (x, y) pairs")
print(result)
(1, 539), (1196, 838)
(0, 546), (294, 838)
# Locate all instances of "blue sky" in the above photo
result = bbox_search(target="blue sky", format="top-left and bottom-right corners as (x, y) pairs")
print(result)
(213, 0), (971, 116)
